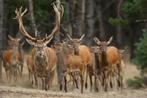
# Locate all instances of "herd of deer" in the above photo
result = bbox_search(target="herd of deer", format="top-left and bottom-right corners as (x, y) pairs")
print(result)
(1, 3), (125, 94)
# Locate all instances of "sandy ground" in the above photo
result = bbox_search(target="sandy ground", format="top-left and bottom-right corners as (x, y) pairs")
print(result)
(0, 85), (147, 98)
(0, 59), (146, 98)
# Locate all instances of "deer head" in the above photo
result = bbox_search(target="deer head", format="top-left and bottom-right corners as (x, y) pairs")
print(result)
(94, 36), (113, 52)
(66, 34), (85, 55)
(8, 35), (21, 49)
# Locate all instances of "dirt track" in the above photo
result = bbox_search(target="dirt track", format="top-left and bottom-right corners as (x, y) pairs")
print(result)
(0, 85), (147, 98)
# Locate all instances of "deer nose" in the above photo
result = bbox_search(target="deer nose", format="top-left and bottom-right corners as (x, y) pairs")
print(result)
(38, 52), (43, 57)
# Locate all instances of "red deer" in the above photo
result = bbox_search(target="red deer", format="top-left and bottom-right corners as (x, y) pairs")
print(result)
(14, 3), (63, 90)
(54, 42), (84, 93)
(67, 34), (93, 91)
(89, 46), (103, 92)
(94, 37), (124, 91)
(2, 35), (24, 82)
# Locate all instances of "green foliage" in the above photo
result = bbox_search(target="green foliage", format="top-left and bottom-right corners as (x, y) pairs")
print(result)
(122, 0), (141, 19)
(5, 0), (62, 33)
(122, 0), (147, 20)
(127, 76), (146, 89)
(134, 29), (147, 73)
(108, 17), (129, 26)
(34, 0), (54, 22)
(6, 0), (28, 22)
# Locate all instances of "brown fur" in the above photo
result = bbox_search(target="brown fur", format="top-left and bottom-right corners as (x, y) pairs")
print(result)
(3, 48), (23, 81)
(30, 47), (57, 90)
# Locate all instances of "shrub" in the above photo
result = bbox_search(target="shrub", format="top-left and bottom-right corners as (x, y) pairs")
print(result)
(134, 29), (147, 74)
(127, 77), (145, 89)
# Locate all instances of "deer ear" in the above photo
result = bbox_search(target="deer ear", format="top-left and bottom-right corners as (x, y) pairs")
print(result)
(107, 36), (113, 45)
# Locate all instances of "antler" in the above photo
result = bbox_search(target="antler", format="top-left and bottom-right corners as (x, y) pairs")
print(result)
(56, 0), (64, 19)
(44, 3), (62, 45)
(14, 7), (36, 41)
(15, 3), (62, 47)
(60, 4), (64, 19)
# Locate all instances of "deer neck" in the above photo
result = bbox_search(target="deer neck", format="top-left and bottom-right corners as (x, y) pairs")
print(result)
(101, 51), (108, 67)
(73, 44), (79, 55)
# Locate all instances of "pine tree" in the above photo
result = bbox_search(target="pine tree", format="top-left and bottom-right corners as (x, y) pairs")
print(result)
(134, 29), (147, 74)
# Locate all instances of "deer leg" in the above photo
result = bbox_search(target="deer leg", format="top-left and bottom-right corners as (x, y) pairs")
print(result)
(14, 68), (17, 82)
(89, 72), (93, 91)
(33, 73), (38, 88)
(71, 72), (79, 89)
(101, 72), (105, 88)
(64, 75), (67, 92)
(109, 73), (113, 89)
(117, 70), (123, 90)
(42, 78), (44, 90)
(116, 64), (123, 90)
(10, 69), (13, 83)
(60, 73), (64, 91)
(63, 70), (68, 92)
(20, 63), (23, 77)
(5, 69), (9, 81)
(74, 76), (79, 89)
(30, 73), (33, 85)
(43, 78), (46, 90)
(47, 71), (55, 90)
(80, 73), (83, 93)
(94, 75), (99, 92)
(104, 71), (108, 91)
(85, 66), (88, 89)
(29, 70), (31, 81)
(18, 64), (22, 78)
(60, 81), (63, 91)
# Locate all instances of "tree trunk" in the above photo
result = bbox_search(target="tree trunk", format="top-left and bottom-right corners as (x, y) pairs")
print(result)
(86, 0), (94, 38)
(69, 0), (78, 37)
(54, 0), (61, 42)
(28, 0), (38, 37)
(116, 0), (124, 48)
(96, 0), (105, 39)
(77, 0), (85, 36)
(0, 0), (4, 80)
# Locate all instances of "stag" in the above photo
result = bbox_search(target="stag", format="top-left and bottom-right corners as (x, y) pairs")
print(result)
(14, 3), (63, 90)
(2, 35), (24, 82)
(94, 37), (124, 91)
